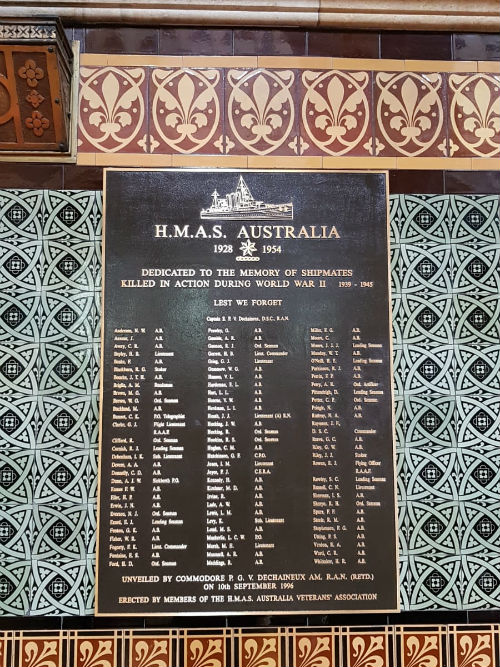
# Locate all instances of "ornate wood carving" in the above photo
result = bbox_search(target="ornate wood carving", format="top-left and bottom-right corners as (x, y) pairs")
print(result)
(0, 18), (73, 156)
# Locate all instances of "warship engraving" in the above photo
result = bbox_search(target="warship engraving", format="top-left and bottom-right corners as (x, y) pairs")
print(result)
(200, 176), (293, 220)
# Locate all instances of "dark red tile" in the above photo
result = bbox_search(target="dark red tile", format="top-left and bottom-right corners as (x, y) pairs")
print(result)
(159, 28), (232, 55)
(453, 33), (500, 61)
(0, 164), (63, 188)
(374, 71), (447, 157)
(85, 27), (158, 54)
(389, 170), (445, 194)
(149, 67), (224, 155)
(381, 31), (452, 60)
(300, 69), (373, 157)
(308, 30), (379, 58)
(445, 170), (500, 194)
(233, 29), (306, 56)
(63, 165), (103, 190)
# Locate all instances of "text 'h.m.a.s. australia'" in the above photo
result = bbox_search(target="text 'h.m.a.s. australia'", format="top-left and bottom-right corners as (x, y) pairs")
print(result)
(154, 177), (340, 240)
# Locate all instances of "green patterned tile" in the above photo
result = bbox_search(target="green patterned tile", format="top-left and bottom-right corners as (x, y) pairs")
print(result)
(32, 448), (93, 505)
(0, 190), (43, 240)
(0, 559), (31, 616)
(449, 194), (500, 244)
(0, 449), (35, 504)
(0, 239), (43, 292)
(0, 395), (38, 449)
(0, 291), (41, 343)
(29, 558), (88, 616)
(38, 343), (95, 395)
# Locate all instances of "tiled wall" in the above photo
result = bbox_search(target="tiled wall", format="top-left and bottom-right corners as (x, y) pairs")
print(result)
(76, 56), (500, 169)
(0, 190), (498, 623)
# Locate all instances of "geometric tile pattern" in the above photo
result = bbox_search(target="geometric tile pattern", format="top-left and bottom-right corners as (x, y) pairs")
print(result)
(393, 194), (500, 611)
(0, 626), (500, 667)
(78, 61), (500, 161)
(0, 189), (100, 616)
(0, 190), (499, 616)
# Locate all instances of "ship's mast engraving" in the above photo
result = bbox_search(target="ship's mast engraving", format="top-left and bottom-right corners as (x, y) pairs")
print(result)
(201, 176), (293, 220)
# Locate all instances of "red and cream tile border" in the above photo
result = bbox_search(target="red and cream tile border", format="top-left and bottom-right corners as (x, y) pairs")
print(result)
(77, 55), (500, 169)
(2, 625), (499, 667)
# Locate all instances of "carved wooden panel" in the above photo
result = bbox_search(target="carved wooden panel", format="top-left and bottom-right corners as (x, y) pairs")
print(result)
(0, 20), (73, 156)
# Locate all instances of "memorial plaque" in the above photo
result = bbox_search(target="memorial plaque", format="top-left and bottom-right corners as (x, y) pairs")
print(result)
(97, 169), (398, 615)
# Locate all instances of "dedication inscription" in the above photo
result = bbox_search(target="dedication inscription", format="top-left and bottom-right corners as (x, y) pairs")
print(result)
(97, 169), (398, 615)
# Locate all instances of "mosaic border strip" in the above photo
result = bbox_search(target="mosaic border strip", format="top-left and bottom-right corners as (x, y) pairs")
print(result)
(0, 625), (499, 667)
(77, 55), (500, 169)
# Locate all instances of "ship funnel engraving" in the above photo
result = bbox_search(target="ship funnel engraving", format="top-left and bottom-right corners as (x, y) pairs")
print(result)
(200, 176), (293, 221)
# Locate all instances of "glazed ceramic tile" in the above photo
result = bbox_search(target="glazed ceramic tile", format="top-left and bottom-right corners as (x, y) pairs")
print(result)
(404, 395), (456, 448)
(0, 559), (30, 615)
(0, 343), (39, 395)
(406, 501), (461, 555)
(41, 242), (100, 293)
(401, 344), (455, 395)
(448, 73), (500, 158)
(0, 190), (43, 241)
(0, 291), (41, 343)
(453, 293), (500, 344)
(79, 66), (148, 155)
(29, 558), (88, 616)
(31, 503), (89, 561)
(375, 71), (447, 157)
(0, 503), (33, 559)
(39, 291), (95, 347)
(454, 344), (500, 395)
(149, 67), (225, 155)
(456, 450), (499, 501)
(300, 69), (373, 156)
(452, 244), (500, 294)
(403, 446), (458, 502)
(0, 449), (34, 505)
(398, 293), (455, 344)
(405, 554), (462, 610)
(396, 195), (450, 245)
(400, 244), (454, 294)
(0, 240), (43, 292)
(42, 191), (102, 242)
(448, 195), (500, 244)
(455, 395), (499, 449)
(36, 395), (97, 450)
(0, 395), (38, 450)
(226, 68), (297, 155)
(38, 343), (95, 395)
(31, 448), (92, 505)
(460, 553), (500, 609)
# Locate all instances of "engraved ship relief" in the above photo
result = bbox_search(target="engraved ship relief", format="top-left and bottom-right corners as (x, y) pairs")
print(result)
(200, 176), (293, 220)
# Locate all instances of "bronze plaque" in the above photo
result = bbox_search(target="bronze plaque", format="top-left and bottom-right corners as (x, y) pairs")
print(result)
(97, 169), (398, 615)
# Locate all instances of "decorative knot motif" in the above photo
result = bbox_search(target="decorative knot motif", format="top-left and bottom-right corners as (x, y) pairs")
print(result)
(18, 59), (44, 87)
(25, 110), (50, 136)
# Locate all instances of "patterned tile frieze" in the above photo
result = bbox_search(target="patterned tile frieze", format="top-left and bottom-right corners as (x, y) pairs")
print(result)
(77, 58), (500, 165)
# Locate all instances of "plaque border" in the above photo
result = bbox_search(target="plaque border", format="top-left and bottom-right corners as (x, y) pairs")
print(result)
(96, 168), (399, 617)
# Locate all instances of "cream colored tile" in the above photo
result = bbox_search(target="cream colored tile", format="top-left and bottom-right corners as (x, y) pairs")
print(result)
(322, 156), (397, 169)
(182, 56), (258, 68)
(257, 56), (333, 69)
(404, 60), (478, 72)
(79, 54), (107, 67)
(247, 156), (323, 169)
(478, 61), (500, 73)
(107, 54), (183, 67)
(332, 58), (405, 72)
(95, 153), (155, 167)
(171, 155), (248, 167)
(471, 157), (500, 170)
(76, 152), (97, 166)
(396, 157), (472, 170)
